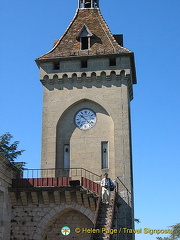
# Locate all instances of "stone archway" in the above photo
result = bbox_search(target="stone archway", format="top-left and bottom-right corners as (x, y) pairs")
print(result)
(41, 209), (93, 240)
(32, 203), (94, 240)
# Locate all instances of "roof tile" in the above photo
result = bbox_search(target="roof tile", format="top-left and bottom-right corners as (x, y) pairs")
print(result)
(37, 9), (131, 61)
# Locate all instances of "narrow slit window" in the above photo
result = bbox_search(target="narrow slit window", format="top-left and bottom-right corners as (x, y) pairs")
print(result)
(102, 142), (108, 169)
(64, 144), (70, 170)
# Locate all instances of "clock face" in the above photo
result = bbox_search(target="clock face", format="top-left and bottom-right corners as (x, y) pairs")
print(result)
(74, 109), (97, 130)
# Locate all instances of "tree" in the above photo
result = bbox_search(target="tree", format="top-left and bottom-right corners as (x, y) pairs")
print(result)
(161, 223), (180, 240)
(169, 223), (180, 240)
(0, 132), (25, 169)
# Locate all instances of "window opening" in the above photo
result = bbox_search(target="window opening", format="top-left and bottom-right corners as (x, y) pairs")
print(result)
(81, 37), (89, 50)
(64, 144), (70, 170)
(109, 58), (116, 66)
(102, 142), (108, 169)
(78, 25), (92, 50)
(80, 0), (84, 8)
(79, 0), (99, 8)
(93, 0), (99, 8)
(53, 62), (60, 70)
(85, 0), (91, 8)
(81, 59), (88, 68)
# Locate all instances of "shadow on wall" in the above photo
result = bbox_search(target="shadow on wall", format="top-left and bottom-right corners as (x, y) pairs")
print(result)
(56, 98), (114, 172)
(115, 194), (134, 240)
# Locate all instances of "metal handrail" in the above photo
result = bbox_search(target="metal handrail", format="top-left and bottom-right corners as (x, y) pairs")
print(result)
(18, 167), (102, 183)
(116, 176), (131, 195)
(22, 167), (101, 176)
(116, 176), (132, 206)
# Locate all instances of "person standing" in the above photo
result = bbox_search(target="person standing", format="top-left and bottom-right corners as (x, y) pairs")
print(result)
(101, 173), (114, 204)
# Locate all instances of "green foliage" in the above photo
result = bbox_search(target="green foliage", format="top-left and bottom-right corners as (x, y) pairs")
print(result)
(0, 132), (25, 169)
(170, 223), (180, 240)
(161, 223), (180, 240)
(13, 162), (26, 170)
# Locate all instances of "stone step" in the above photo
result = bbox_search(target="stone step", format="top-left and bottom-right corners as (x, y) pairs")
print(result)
(93, 193), (116, 240)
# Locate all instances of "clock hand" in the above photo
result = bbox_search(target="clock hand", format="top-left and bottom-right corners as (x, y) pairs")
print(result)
(80, 115), (93, 126)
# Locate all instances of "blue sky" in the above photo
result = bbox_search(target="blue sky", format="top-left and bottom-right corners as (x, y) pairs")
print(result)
(0, 0), (179, 239)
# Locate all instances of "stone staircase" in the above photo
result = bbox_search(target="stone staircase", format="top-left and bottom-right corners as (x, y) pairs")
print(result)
(92, 191), (116, 240)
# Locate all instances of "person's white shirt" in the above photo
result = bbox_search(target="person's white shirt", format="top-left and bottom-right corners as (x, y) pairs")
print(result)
(101, 177), (114, 188)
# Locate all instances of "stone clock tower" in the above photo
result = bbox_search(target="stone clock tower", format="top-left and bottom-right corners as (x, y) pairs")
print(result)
(0, 1), (137, 239)
(35, 0), (136, 238)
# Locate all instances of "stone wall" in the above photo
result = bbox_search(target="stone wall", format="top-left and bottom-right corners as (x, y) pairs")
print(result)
(112, 194), (134, 240)
(0, 154), (21, 240)
(10, 202), (94, 240)
(9, 187), (96, 240)
(40, 56), (134, 194)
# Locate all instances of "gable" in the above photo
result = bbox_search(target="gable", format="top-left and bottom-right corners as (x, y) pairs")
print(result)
(77, 25), (93, 38)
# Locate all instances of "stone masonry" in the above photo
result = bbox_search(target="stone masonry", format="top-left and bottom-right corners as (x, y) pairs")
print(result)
(9, 186), (97, 240)
(0, 154), (21, 240)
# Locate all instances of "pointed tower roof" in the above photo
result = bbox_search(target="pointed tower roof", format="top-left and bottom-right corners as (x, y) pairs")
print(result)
(36, 8), (132, 61)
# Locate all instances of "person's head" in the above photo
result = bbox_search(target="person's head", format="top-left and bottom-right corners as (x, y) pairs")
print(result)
(104, 173), (108, 179)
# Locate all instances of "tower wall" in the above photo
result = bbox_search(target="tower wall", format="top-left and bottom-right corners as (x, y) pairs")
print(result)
(40, 56), (133, 192)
